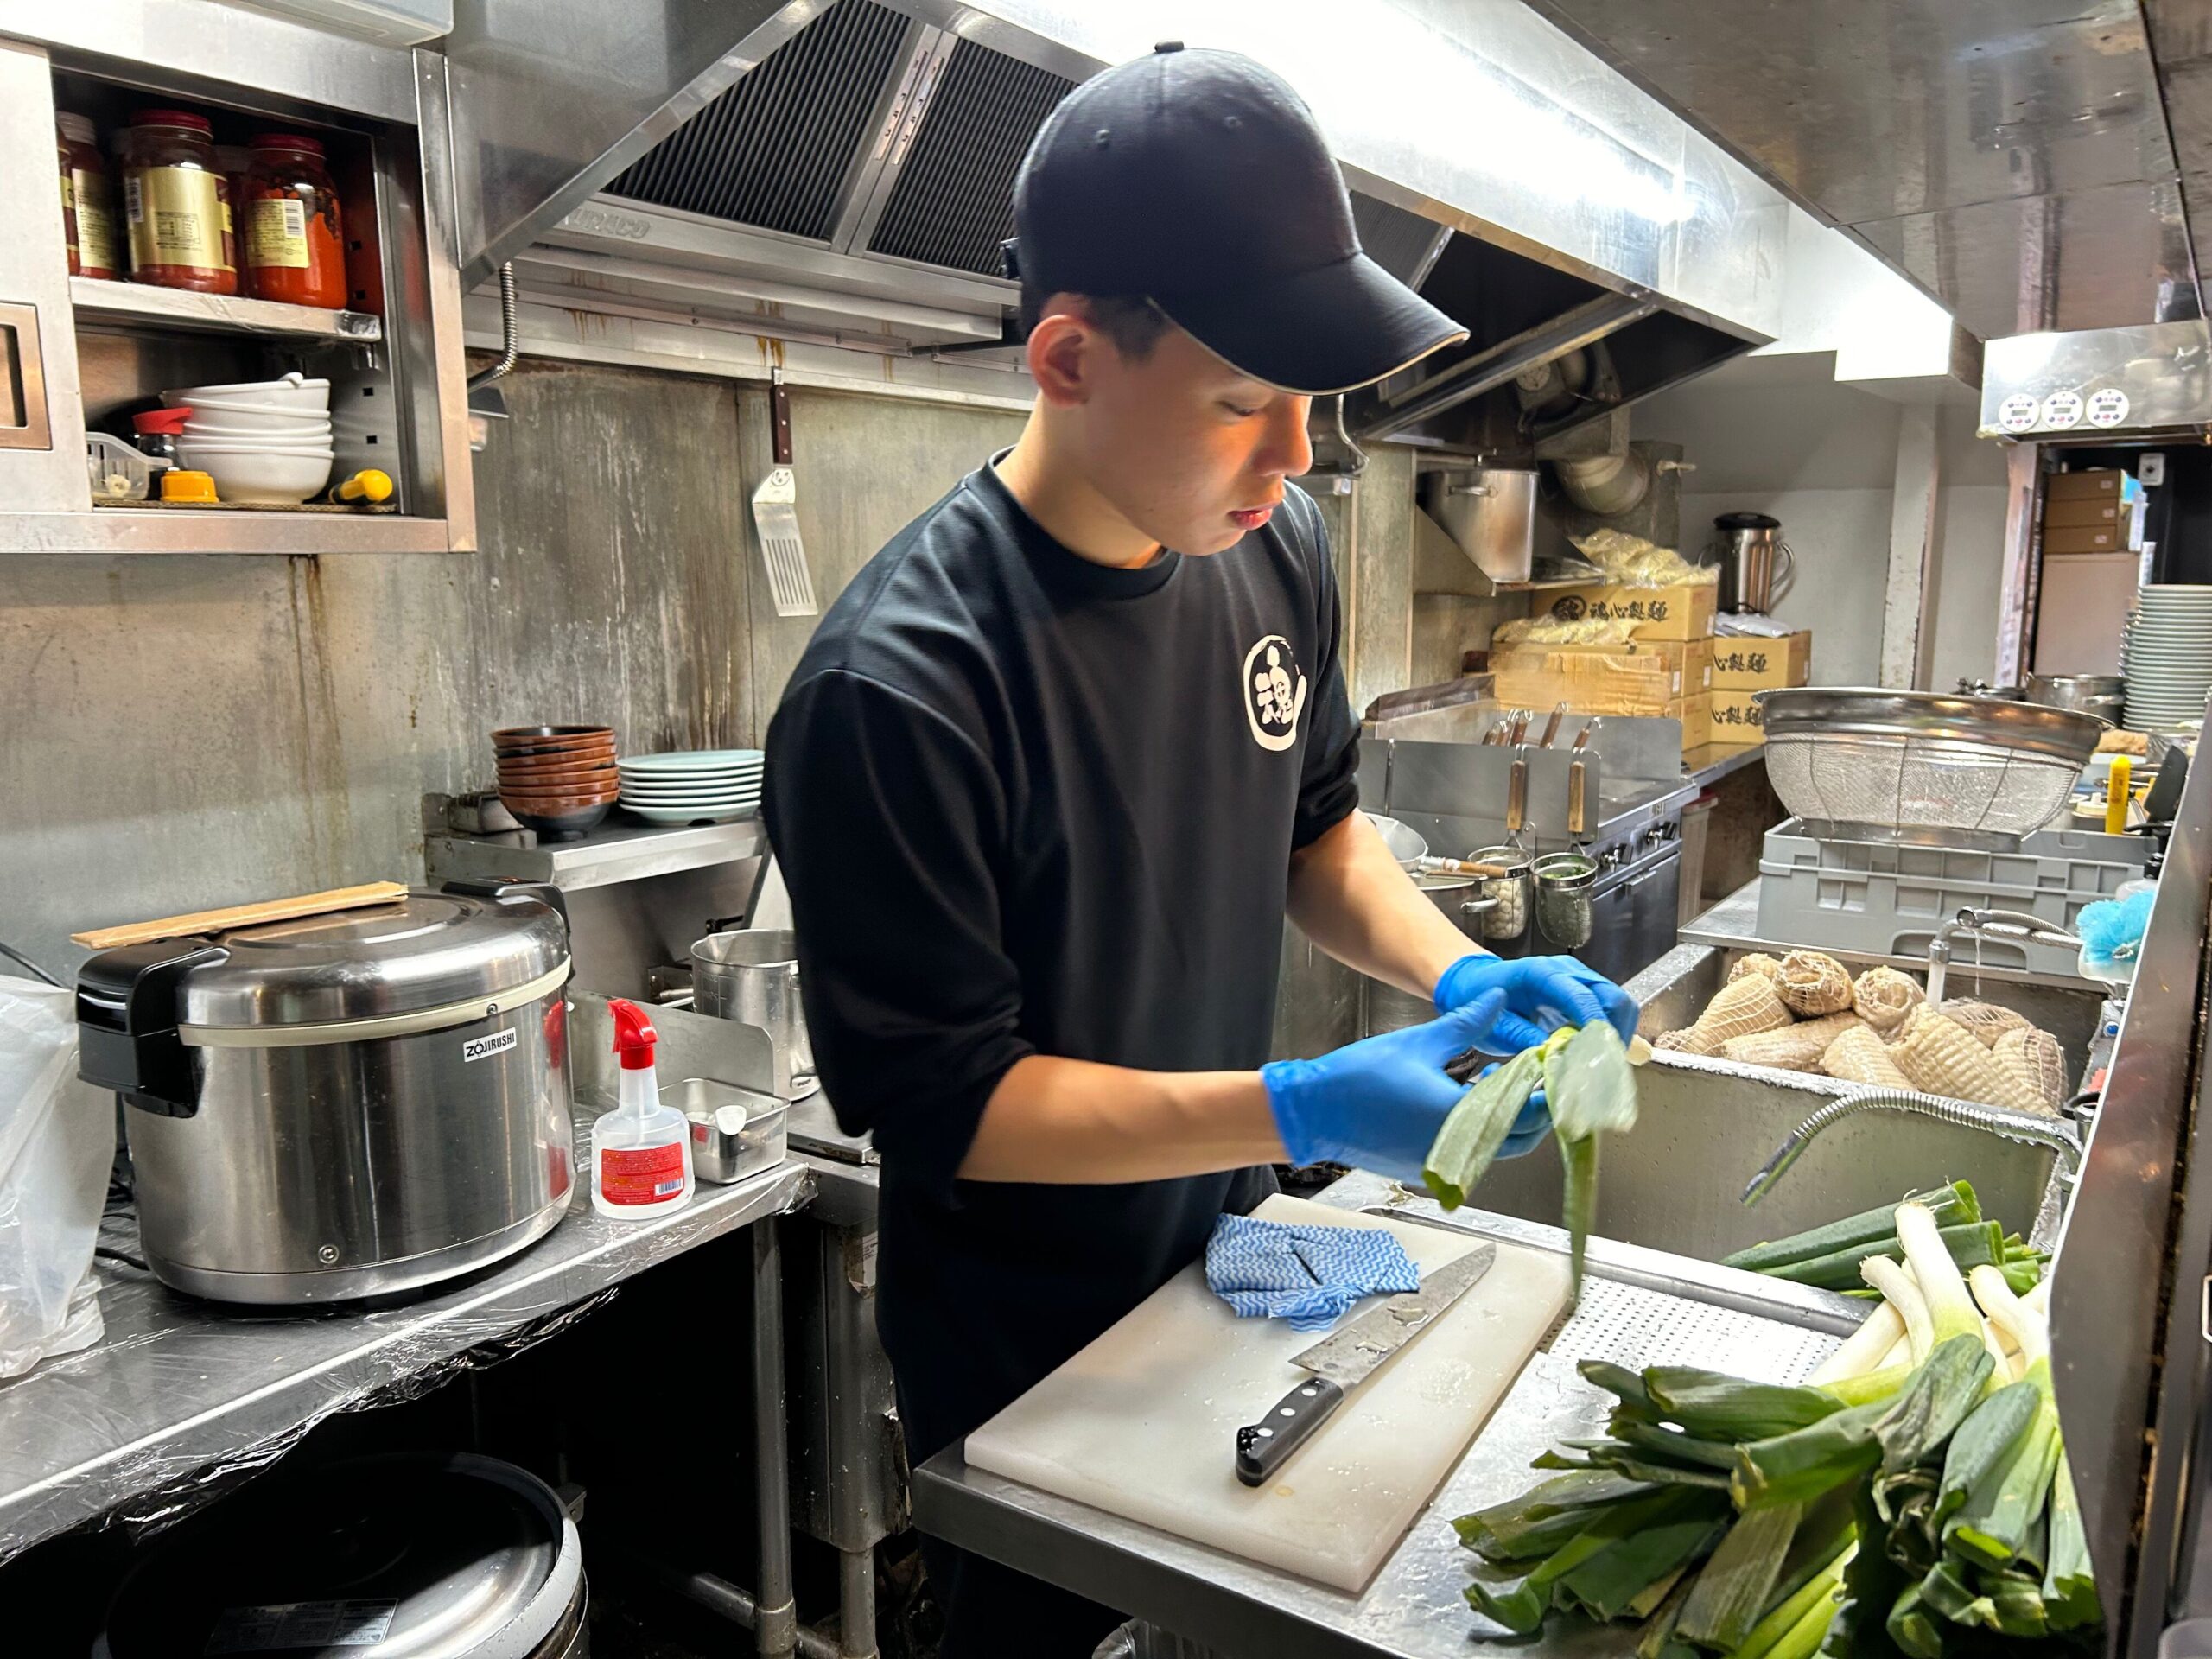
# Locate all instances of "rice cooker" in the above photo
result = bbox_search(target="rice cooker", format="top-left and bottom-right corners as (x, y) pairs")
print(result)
(95, 1452), (587, 1659)
(76, 881), (575, 1305)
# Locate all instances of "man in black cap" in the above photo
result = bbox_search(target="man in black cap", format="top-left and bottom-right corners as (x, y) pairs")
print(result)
(766, 44), (1636, 1654)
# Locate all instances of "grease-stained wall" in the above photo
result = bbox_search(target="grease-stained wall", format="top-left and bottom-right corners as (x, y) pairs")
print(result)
(0, 360), (1427, 1000)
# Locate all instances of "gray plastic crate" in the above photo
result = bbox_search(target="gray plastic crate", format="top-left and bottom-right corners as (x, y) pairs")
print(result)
(1757, 818), (2146, 974)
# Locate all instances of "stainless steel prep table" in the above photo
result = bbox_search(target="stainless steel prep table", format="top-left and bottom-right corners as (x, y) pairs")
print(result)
(912, 1169), (1858, 1659)
(0, 1104), (810, 1564)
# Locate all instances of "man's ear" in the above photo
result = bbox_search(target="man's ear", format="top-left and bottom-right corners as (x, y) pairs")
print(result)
(1025, 296), (1096, 408)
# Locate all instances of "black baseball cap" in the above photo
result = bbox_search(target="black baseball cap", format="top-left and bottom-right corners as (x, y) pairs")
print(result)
(1009, 43), (1467, 395)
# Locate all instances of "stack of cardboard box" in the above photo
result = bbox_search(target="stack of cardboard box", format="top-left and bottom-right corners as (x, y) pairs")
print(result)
(1491, 577), (1808, 751)
(2033, 468), (2140, 676)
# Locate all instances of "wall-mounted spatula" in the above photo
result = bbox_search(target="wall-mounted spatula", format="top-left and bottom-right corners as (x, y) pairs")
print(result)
(753, 367), (817, 617)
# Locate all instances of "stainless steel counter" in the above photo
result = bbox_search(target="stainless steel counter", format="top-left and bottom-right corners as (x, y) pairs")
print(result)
(1681, 743), (1767, 791)
(1680, 877), (2101, 993)
(0, 1108), (811, 1563)
(912, 1171), (1854, 1659)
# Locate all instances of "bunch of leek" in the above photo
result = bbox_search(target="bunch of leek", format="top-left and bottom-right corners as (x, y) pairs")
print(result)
(1450, 1202), (2101, 1653)
(1424, 1020), (1637, 1297)
(1722, 1183), (2045, 1298)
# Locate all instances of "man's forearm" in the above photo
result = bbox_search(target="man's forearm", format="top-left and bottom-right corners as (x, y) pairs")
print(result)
(957, 1053), (1285, 1182)
(1287, 809), (1479, 1001)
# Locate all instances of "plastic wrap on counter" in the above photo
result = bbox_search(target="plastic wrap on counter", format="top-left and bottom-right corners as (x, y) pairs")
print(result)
(0, 1137), (810, 1564)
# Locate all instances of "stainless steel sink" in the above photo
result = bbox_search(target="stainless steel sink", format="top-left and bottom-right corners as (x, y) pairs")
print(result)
(1453, 944), (2079, 1260)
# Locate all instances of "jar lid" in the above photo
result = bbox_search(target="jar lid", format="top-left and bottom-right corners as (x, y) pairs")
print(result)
(159, 468), (219, 503)
(130, 108), (214, 135)
(174, 888), (569, 1029)
(134, 407), (192, 435)
(249, 130), (325, 156)
(55, 111), (95, 145)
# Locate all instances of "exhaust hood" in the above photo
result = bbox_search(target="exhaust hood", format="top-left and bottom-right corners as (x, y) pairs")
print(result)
(441, 0), (1783, 433)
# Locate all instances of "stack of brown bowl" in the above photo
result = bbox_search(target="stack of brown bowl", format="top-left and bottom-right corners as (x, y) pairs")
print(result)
(493, 725), (618, 839)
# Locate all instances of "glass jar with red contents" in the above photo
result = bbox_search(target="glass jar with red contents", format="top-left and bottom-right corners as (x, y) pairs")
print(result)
(241, 133), (346, 310)
(58, 112), (120, 281)
(118, 110), (235, 295)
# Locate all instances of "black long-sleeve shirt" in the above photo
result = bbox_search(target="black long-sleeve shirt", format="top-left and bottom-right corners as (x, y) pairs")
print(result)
(763, 457), (1358, 1461)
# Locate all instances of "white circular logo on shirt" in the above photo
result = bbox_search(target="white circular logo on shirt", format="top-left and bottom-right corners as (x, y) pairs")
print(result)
(1242, 634), (1308, 753)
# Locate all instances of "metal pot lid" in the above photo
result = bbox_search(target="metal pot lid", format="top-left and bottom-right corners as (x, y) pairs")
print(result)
(100, 1452), (581, 1659)
(178, 890), (569, 1029)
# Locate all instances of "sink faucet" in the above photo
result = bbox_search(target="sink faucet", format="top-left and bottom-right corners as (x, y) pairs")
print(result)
(1926, 906), (2082, 1004)
(1741, 1087), (2083, 1249)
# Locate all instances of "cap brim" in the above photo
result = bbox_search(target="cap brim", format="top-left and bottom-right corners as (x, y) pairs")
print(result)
(1150, 251), (1467, 396)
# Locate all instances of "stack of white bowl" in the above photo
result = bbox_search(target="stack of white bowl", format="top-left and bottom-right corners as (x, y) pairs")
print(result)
(164, 372), (334, 505)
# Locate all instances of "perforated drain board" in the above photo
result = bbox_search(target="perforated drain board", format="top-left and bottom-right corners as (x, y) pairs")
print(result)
(1550, 1273), (1841, 1384)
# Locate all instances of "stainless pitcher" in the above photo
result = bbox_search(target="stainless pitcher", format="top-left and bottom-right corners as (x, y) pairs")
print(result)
(690, 927), (817, 1099)
(1707, 512), (1795, 613)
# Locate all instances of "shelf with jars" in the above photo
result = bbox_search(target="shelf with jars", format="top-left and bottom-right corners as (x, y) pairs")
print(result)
(0, 12), (473, 556)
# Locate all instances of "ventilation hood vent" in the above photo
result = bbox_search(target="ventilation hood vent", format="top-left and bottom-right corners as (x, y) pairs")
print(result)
(446, 0), (1782, 415)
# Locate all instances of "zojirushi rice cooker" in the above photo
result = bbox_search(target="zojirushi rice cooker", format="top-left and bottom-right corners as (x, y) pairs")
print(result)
(95, 1452), (587, 1658)
(76, 881), (575, 1305)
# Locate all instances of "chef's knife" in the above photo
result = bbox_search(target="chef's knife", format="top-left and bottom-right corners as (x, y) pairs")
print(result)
(1235, 1243), (1497, 1487)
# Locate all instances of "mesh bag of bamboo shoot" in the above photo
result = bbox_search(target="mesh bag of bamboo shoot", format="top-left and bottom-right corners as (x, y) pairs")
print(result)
(1993, 1027), (2069, 1116)
(1719, 1010), (1863, 1072)
(1659, 972), (1791, 1057)
(1851, 967), (1924, 1034)
(1891, 1007), (2045, 1115)
(1727, 952), (1784, 987)
(1823, 1024), (1913, 1089)
(1936, 999), (2035, 1046)
(1775, 950), (1853, 1016)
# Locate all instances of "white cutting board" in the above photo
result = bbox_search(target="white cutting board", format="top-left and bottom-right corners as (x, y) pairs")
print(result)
(964, 1195), (1571, 1592)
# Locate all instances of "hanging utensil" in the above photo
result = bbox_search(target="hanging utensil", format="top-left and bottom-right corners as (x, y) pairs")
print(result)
(753, 367), (817, 617)
(1506, 707), (1532, 747)
(1539, 701), (1569, 748)
(1566, 716), (1598, 840)
(1505, 743), (1530, 855)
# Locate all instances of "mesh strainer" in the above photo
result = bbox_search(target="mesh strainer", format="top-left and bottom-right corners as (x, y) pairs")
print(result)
(1758, 688), (2107, 844)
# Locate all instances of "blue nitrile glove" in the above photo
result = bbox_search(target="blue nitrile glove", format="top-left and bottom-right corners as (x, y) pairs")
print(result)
(1476, 1061), (1554, 1160)
(1432, 951), (1638, 1052)
(1262, 992), (1513, 1184)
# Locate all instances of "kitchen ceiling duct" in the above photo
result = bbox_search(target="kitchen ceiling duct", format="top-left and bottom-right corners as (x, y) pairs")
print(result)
(1511, 0), (2205, 343)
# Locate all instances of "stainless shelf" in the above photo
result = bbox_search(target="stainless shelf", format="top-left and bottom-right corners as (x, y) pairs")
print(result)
(71, 276), (383, 343)
(0, 1126), (810, 1564)
(425, 816), (768, 893)
(0, 509), (451, 556)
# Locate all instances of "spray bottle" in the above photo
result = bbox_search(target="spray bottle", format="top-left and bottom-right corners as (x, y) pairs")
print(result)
(592, 998), (693, 1219)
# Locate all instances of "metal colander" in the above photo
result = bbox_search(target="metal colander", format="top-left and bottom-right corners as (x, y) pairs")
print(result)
(1758, 688), (2107, 844)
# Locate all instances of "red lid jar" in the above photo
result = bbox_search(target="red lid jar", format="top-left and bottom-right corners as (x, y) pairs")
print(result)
(241, 132), (346, 310)
(118, 110), (235, 295)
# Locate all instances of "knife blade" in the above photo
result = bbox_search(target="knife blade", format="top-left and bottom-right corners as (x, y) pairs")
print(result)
(1235, 1243), (1497, 1487)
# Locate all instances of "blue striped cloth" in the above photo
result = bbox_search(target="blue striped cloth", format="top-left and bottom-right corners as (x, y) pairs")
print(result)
(1204, 1213), (1421, 1332)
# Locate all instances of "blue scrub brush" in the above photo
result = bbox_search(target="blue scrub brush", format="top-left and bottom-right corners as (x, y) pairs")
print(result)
(2077, 886), (2157, 975)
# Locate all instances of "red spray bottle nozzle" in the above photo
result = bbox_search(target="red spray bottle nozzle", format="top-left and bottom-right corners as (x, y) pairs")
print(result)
(608, 998), (658, 1071)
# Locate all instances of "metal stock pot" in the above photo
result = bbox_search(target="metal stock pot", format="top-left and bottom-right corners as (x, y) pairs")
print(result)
(75, 881), (575, 1305)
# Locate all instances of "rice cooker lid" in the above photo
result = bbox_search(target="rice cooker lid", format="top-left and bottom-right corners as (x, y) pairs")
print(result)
(100, 1452), (581, 1659)
(177, 890), (569, 1029)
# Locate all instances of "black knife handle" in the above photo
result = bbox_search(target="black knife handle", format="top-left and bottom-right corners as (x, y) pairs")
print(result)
(1236, 1376), (1344, 1487)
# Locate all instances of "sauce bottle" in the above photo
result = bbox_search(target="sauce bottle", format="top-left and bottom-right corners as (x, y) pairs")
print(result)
(118, 109), (235, 295)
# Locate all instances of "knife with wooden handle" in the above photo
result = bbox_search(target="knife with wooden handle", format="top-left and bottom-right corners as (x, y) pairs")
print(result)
(1235, 1243), (1497, 1487)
